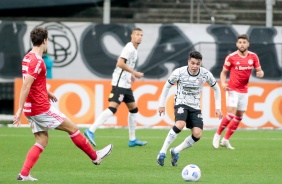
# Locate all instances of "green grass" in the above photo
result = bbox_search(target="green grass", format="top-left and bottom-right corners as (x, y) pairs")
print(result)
(0, 127), (281, 184)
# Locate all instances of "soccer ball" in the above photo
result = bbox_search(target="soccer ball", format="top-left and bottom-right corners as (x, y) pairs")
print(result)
(181, 164), (201, 182)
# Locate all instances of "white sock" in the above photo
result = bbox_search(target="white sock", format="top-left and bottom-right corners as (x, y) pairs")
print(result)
(128, 113), (137, 141)
(89, 108), (113, 132)
(221, 138), (228, 142)
(174, 135), (195, 153)
(160, 128), (178, 154)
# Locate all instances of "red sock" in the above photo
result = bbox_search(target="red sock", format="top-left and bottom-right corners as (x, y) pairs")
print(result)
(224, 116), (242, 139)
(217, 113), (234, 135)
(70, 130), (97, 160)
(20, 143), (44, 176)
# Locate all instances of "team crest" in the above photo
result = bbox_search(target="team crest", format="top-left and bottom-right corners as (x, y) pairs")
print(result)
(248, 59), (253, 65)
(197, 78), (203, 86)
(118, 94), (124, 102)
(177, 107), (184, 114)
(197, 113), (203, 119)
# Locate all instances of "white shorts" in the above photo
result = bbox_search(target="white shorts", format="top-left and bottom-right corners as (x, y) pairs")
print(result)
(26, 106), (66, 133)
(226, 91), (248, 111)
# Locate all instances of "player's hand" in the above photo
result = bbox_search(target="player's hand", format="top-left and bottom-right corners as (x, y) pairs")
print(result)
(133, 71), (144, 79)
(215, 109), (223, 119)
(158, 107), (165, 116)
(256, 70), (264, 78)
(48, 92), (58, 102)
(222, 83), (230, 91)
(13, 109), (23, 127)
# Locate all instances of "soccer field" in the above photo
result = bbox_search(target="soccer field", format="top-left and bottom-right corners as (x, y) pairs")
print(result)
(0, 127), (281, 184)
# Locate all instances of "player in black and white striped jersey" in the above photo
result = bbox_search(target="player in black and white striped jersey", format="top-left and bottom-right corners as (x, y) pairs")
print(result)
(157, 51), (223, 167)
(84, 28), (147, 147)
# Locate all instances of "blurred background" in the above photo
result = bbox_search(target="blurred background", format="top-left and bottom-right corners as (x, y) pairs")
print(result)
(0, 0), (281, 128)
(0, 0), (281, 25)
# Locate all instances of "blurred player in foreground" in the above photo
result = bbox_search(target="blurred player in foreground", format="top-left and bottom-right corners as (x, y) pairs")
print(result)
(13, 27), (112, 181)
(157, 51), (223, 166)
(84, 28), (147, 147)
(212, 34), (264, 149)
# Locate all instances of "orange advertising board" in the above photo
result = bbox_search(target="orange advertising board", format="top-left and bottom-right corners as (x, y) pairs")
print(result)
(14, 79), (282, 128)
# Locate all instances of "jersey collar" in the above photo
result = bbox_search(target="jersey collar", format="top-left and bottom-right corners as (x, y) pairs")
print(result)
(187, 67), (200, 76)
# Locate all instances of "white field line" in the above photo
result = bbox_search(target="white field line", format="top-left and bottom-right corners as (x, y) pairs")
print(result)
(0, 134), (282, 141)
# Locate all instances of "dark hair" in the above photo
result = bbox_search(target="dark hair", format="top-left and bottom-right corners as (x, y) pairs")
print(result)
(30, 27), (48, 46)
(189, 51), (202, 60)
(237, 34), (249, 41)
(133, 27), (143, 32)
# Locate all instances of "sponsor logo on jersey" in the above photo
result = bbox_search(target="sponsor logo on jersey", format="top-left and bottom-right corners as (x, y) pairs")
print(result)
(109, 93), (114, 98)
(236, 61), (240, 65)
(235, 66), (253, 70)
(123, 50), (130, 57)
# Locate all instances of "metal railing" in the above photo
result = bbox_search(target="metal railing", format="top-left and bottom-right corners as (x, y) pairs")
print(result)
(189, 0), (215, 24)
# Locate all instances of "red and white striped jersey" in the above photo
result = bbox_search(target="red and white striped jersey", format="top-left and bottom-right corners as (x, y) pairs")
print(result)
(22, 52), (50, 116)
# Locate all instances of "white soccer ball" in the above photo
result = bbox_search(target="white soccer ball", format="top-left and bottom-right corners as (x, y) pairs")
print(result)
(181, 164), (201, 182)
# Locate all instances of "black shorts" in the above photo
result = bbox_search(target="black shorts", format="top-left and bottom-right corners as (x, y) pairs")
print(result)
(174, 104), (203, 129)
(108, 86), (135, 104)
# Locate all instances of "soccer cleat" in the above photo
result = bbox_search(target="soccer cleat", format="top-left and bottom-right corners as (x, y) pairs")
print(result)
(156, 153), (166, 166)
(212, 133), (221, 148)
(128, 139), (147, 147)
(84, 129), (97, 147)
(220, 138), (235, 150)
(93, 144), (113, 165)
(17, 174), (38, 181)
(170, 148), (179, 166)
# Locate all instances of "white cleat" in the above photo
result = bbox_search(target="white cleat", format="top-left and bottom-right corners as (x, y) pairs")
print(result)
(93, 144), (113, 165)
(212, 133), (221, 149)
(220, 138), (235, 150)
(17, 174), (38, 181)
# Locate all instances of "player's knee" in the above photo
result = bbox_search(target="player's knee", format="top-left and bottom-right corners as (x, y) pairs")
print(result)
(129, 107), (138, 113)
(192, 134), (201, 142)
(37, 139), (48, 148)
(192, 129), (202, 140)
(108, 107), (117, 114)
(172, 125), (182, 134)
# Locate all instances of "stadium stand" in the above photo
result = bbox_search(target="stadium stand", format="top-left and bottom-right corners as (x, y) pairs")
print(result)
(123, 0), (282, 26)
(0, 0), (281, 26)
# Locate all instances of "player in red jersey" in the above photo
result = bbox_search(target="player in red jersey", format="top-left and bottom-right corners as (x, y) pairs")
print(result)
(212, 34), (264, 149)
(13, 27), (112, 181)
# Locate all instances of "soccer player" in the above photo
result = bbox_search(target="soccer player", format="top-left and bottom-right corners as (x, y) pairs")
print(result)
(84, 28), (147, 147)
(13, 27), (112, 181)
(156, 51), (223, 166)
(212, 34), (264, 150)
